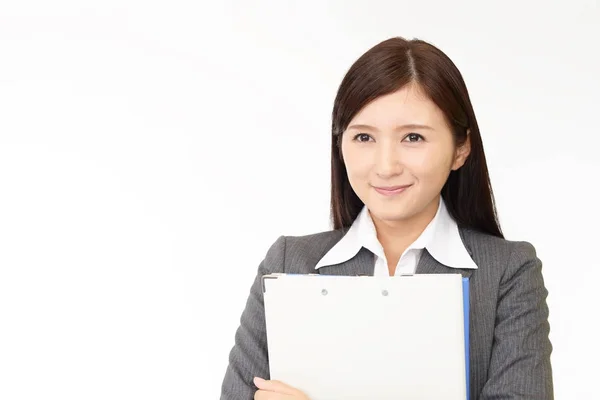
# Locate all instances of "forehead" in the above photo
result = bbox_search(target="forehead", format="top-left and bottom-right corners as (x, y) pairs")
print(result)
(349, 84), (447, 129)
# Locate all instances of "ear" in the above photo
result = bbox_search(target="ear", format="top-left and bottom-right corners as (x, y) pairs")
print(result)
(451, 130), (471, 171)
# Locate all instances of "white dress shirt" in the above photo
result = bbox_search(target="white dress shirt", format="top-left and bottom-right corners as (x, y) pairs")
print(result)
(315, 198), (478, 275)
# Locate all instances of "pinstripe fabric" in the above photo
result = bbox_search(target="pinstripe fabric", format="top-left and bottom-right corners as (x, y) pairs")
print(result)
(220, 227), (553, 399)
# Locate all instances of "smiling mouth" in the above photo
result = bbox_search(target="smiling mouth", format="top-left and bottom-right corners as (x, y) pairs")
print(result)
(373, 185), (412, 196)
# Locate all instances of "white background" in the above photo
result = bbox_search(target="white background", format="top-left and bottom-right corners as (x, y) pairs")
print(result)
(0, 1), (598, 398)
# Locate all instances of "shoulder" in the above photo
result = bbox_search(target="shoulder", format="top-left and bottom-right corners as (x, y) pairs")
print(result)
(460, 228), (540, 280)
(263, 229), (346, 273)
(461, 227), (537, 256)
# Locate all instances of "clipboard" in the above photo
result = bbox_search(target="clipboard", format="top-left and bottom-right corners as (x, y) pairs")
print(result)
(262, 273), (469, 400)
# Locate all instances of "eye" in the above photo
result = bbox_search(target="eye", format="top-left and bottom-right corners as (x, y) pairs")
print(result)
(352, 133), (373, 143)
(404, 133), (424, 143)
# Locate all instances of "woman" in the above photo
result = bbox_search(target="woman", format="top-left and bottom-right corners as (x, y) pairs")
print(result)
(220, 37), (553, 400)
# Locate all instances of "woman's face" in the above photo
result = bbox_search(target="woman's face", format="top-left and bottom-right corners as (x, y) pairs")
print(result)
(341, 83), (470, 225)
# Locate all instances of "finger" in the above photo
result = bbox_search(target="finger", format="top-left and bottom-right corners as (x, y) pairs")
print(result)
(254, 389), (271, 400)
(254, 389), (295, 400)
(253, 377), (300, 396)
(253, 389), (269, 400)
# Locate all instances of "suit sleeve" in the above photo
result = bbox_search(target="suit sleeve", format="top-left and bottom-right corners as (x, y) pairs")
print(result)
(480, 241), (554, 399)
(220, 235), (286, 400)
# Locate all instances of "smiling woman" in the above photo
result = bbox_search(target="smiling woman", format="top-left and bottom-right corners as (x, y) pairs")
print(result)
(338, 83), (473, 270)
(220, 37), (553, 400)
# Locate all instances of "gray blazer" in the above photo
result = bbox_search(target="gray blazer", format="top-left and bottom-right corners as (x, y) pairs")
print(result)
(220, 227), (553, 399)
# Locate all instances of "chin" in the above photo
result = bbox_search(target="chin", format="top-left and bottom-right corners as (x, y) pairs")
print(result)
(369, 207), (413, 223)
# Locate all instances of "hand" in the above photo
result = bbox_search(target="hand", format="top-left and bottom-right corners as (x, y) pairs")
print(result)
(253, 377), (310, 399)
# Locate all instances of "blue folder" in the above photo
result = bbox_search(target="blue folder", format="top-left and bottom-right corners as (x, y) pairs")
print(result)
(463, 277), (470, 400)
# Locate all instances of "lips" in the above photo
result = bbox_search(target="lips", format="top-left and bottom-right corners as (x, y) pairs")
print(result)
(373, 184), (412, 196)
(375, 185), (410, 191)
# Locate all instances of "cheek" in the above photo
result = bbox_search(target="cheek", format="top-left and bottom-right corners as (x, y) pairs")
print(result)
(410, 149), (454, 183)
(342, 147), (371, 179)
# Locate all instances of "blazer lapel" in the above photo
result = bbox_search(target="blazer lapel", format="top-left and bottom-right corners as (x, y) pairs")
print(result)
(316, 247), (375, 276)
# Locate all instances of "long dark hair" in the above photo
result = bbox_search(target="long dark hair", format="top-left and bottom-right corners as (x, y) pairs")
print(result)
(330, 37), (503, 238)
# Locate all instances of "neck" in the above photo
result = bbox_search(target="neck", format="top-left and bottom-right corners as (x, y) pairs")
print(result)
(370, 196), (440, 265)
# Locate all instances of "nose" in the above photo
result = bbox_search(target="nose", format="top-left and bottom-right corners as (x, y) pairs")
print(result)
(375, 142), (403, 179)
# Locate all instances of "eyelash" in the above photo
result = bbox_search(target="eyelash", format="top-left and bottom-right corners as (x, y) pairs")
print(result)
(352, 133), (424, 143)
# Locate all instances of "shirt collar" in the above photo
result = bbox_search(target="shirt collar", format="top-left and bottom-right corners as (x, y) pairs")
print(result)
(315, 198), (478, 270)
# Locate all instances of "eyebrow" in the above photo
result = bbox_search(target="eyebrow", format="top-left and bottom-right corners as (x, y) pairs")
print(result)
(346, 123), (434, 132)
